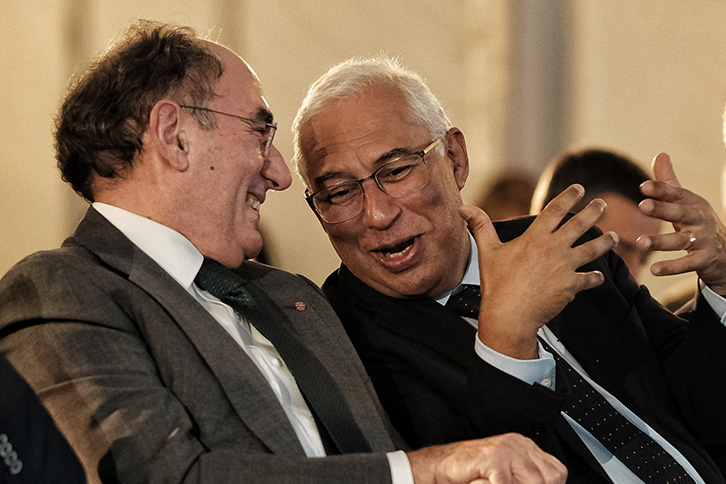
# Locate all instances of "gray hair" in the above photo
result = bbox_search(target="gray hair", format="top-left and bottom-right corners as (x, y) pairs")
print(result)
(291, 56), (451, 180)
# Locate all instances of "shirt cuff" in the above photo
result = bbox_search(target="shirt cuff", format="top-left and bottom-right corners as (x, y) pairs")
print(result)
(387, 450), (414, 484)
(701, 283), (726, 325)
(474, 332), (557, 388)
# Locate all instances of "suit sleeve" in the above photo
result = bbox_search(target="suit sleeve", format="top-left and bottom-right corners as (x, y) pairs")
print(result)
(467, 232), (726, 441)
(616, 259), (726, 470)
(0, 254), (393, 484)
(327, 223), (726, 472)
(467, 235), (726, 469)
(0, 354), (87, 483)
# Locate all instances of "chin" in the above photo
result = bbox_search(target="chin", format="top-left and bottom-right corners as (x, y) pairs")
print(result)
(364, 272), (433, 299)
(243, 242), (265, 262)
(237, 229), (263, 259)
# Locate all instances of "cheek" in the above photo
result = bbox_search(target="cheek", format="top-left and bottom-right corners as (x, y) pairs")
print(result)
(327, 226), (363, 256)
(415, 183), (464, 232)
(421, 165), (464, 209)
(615, 248), (641, 273)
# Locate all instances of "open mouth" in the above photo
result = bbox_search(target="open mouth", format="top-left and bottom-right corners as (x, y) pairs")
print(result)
(378, 237), (415, 259)
(247, 195), (261, 212)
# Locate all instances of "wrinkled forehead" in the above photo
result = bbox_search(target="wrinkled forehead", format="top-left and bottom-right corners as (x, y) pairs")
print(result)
(298, 87), (429, 186)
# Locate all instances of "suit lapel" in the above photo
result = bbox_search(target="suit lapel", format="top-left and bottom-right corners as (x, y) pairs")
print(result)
(71, 208), (306, 456)
(337, 265), (476, 368)
(240, 265), (394, 452)
(378, 297), (476, 367)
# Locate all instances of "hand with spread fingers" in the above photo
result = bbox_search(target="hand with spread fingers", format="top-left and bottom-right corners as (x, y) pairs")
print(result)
(637, 152), (726, 296)
(458, 184), (619, 360)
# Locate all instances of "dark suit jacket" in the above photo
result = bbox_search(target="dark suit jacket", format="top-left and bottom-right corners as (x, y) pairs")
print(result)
(324, 217), (726, 484)
(0, 353), (86, 483)
(0, 208), (397, 484)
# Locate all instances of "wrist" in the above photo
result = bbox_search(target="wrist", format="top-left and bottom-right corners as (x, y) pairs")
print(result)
(407, 446), (443, 484)
(477, 325), (539, 360)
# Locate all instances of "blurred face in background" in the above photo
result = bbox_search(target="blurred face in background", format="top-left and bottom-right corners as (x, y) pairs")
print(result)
(599, 192), (661, 280)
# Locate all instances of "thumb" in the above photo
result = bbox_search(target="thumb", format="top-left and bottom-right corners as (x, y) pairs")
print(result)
(652, 152), (682, 188)
(458, 204), (501, 250)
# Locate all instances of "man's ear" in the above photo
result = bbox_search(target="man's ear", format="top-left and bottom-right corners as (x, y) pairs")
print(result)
(445, 128), (470, 190)
(148, 100), (190, 172)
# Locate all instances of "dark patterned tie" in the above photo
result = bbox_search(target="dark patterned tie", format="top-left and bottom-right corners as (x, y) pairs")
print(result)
(539, 339), (695, 483)
(445, 284), (481, 319)
(195, 257), (371, 454)
(446, 283), (696, 482)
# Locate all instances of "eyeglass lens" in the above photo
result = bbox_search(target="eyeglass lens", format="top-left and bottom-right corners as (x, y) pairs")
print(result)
(312, 153), (429, 223)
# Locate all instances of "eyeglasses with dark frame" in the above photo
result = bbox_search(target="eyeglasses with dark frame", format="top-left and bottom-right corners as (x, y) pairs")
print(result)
(305, 138), (442, 224)
(179, 104), (277, 157)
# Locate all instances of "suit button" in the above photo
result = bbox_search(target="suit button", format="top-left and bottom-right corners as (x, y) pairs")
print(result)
(0, 435), (11, 457)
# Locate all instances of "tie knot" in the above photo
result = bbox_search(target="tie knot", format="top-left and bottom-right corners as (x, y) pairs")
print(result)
(195, 258), (255, 309)
(445, 284), (481, 319)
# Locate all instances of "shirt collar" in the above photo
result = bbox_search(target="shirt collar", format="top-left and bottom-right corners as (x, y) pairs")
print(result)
(92, 202), (203, 290)
(436, 230), (479, 306)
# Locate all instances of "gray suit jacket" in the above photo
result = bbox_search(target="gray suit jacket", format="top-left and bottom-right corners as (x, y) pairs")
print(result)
(0, 208), (397, 484)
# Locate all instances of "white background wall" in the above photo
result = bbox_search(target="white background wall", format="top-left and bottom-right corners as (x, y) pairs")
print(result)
(566, 1), (726, 297)
(2, 0), (726, 301)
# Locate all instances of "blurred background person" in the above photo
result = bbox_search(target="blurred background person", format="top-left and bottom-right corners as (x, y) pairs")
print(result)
(531, 148), (661, 282)
(474, 172), (535, 221)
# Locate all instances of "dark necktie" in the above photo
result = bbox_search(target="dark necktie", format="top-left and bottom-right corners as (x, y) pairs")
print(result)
(445, 284), (481, 319)
(194, 257), (371, 454)
(539, 339), (696, 483)
(446, 283), (696, 482)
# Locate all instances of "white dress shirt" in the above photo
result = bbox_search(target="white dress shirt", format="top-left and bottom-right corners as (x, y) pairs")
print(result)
(92, 203), (413, 484)
(437, 232), (722, 484)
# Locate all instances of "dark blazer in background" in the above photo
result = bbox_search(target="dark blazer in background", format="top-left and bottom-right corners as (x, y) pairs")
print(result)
(324, 217), (726, 484)
(0, 354), (86, 484)
(0, 208), (397, 484)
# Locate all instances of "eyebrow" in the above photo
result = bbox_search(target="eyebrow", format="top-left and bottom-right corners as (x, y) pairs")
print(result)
(312, 145), (415, 187)
(375, 147), (412, 165)
(252, 107), (274, 125)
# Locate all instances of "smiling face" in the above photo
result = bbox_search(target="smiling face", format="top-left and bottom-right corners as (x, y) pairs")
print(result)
(178, 43), (291, 267)
(299, 84), (471, 298)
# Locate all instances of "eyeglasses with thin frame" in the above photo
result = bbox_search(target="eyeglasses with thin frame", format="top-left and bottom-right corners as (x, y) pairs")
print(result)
(305, 138), (442, 224)
(179, 104), (277, 157)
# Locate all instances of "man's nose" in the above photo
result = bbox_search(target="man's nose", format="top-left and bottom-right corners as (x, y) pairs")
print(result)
(264, 145), (292, 191)
(360, 180), (401, 229)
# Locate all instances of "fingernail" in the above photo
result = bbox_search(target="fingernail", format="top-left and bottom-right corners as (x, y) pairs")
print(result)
(640, 236), (651, 249)
(610, 232), (619, 245)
